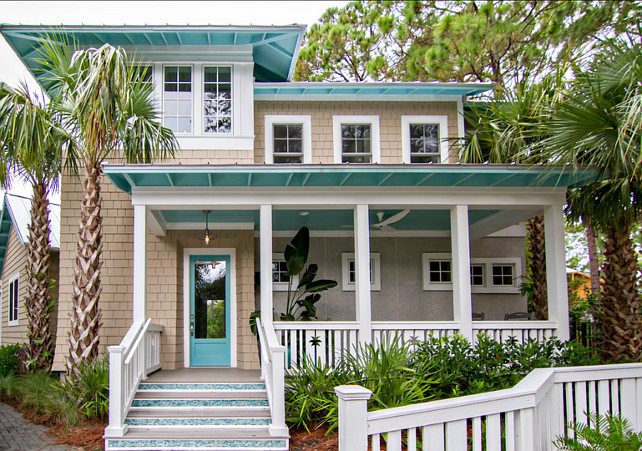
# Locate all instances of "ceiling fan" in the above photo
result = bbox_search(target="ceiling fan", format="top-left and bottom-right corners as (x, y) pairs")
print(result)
(342, 209), (410, 231)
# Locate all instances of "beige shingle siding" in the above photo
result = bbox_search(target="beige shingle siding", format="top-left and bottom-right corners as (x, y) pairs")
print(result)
(254, 100), (460, 164)
(1, 226), (28, 345)
(53, 173), (259, 370)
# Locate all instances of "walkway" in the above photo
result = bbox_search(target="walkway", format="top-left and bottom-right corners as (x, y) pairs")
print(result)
(0, 402), (72, 450)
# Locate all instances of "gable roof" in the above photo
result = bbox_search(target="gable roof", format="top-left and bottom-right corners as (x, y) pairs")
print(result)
(0, 24), (306, 85)
(0, 193), (61, 274)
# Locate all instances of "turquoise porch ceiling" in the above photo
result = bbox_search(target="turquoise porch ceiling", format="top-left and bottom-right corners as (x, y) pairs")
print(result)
(159, 209), (501, 232)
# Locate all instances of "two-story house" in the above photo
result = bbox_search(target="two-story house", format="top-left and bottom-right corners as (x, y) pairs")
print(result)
(1, 24), (597, 450)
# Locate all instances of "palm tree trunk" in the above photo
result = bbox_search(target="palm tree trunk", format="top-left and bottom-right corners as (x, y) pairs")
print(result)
(600, 226), (642, 363)
(67, 159), (103, 375)
(527, 215), (548, 320)
(25, 182), (54, 371)
(586, 225), (600, 296)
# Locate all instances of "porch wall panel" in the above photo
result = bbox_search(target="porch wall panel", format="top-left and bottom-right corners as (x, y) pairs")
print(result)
(253, 101), (460, 164)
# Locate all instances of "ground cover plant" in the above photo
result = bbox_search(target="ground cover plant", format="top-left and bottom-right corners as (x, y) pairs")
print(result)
(285, 333), (598, 435)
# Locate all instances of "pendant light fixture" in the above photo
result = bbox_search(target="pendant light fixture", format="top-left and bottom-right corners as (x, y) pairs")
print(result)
(203, 210), (212, 245)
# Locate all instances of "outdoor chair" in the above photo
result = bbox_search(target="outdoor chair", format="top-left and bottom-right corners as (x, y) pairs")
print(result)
(472, 312), (485, 320)
(504, 312), (533, 320)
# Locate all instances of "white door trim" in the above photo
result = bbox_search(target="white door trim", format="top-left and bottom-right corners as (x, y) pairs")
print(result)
(183, 248), (237, 368)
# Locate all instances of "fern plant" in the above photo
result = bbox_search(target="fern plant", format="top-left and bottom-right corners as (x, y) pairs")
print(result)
(554, 412), (642, 450)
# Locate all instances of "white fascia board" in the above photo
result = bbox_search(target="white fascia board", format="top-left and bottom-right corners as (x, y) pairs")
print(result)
(131, 186), (567, 209)
(254, 94), (465, 102)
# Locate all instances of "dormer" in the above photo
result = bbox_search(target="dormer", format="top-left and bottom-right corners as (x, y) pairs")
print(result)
(1, 24), (306, 151)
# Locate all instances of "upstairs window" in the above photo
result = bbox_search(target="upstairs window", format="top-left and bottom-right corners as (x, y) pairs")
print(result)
(402, 116), (449, 164)
(163, 66), (192, 134)
(273, 124), (303, 163)
(203, 66), (232, 134)
(333, 116), (381, 164)
(264, 115), (312, 164)
(8, 274), (18, 326)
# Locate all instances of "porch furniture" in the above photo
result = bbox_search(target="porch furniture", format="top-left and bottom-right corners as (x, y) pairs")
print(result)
(472, 312), (485, 320)
(504, 311), (533, 320)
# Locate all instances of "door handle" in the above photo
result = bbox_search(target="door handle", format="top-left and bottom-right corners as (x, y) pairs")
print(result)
(190, 321), (194, 337)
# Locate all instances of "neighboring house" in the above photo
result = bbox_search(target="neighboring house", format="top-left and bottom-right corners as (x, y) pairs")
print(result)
(1, 24), (598, 449)
(0, 193), (60, 346)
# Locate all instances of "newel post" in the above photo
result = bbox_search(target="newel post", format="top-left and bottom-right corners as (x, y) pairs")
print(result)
(104, 345), (128, 438)
(335, 385), (372, 451)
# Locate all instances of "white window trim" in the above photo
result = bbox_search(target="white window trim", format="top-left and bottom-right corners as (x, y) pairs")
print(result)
(401, 115), (450, 164)
(8, 273), (19, 326)
(272, 253), (300, 292)
(162, 64), (194, 136)
(333, 115), (381, 164)
(264, 115), (312, 164)
(341, 253), (381, 291)
(422, 254), (522, 294)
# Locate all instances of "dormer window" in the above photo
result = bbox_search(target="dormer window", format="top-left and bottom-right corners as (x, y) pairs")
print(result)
(203, 66), (232, 134)
(163, 66), (192, 134)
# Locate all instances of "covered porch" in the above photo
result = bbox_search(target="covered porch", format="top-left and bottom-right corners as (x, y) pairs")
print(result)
(103, 163), (597, 437)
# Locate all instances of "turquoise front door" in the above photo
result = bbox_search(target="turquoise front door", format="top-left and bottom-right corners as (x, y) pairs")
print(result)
(189, 255), (231, 366)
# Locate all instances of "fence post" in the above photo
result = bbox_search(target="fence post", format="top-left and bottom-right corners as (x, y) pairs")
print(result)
(269, 346), (289, 437)
(104, 345), (128, 438)
(335, 385), (372, 451)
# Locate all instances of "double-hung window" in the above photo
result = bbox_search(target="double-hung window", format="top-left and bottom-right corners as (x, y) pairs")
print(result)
(8, 274), (18, 326)
(402, 116), (449, 163)
(163, 66), (192, 134)
(341, 253), (381, 291)
(203, 66), (232, 134)
(333, 116), (380, 164)
(264, 115), (312, 164)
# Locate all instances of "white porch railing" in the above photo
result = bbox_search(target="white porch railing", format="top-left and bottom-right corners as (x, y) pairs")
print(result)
(274, 320), (559, 369)
(473, 320), (558, 344)
(104, 318), (163, 438)
(336, 363), (642, 451)
(256, 318), (288, 436)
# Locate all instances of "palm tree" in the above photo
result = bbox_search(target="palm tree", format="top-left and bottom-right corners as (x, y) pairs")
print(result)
(0, 82), (70, 370)
(460, 71), (565, 320)
(542, 42), (642, 362)
(38, 40), (178, 375)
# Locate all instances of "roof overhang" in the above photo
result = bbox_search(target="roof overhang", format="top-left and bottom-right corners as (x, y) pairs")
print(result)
(104, 164), (599, 194)
(254, 82), (494, 100)
(0, 24), (306, 85)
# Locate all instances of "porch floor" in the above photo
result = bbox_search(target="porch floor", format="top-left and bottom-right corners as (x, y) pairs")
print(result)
(145, 368), (261, 383)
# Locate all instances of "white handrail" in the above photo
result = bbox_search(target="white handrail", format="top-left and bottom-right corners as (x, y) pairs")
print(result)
(256, 318), (288, 437)
(336, 363), (642, 450)
(104, 318), (164, 438)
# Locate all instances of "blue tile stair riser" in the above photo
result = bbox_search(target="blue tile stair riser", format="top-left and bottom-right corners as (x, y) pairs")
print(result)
(131, 399), (269, 407)
(138, 383), (266, 391)
(125, 418), (271, 426)
(106, 439), (288, 449)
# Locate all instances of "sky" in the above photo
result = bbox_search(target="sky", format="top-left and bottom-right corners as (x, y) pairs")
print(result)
(0, 1), (349, 200)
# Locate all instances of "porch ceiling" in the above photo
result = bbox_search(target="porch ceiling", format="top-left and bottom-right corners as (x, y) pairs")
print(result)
(103, 164), (600, 194)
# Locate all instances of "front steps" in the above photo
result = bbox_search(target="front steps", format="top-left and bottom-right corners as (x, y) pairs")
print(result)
(105, 379), (288, 450)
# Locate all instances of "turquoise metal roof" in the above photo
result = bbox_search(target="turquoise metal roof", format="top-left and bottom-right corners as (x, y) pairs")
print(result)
(0, 24), (305, 83)
(103, 164), (599, 195)
(0, 198), (12, 275)
(254, 82), (494, 99)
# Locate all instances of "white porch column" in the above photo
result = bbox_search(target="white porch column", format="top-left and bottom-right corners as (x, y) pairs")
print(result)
(544, 205), (570, 340)
(354, 204), (372, 345)
(451, 205), (473, 341)
(260, 205), (274, 324)
(133, 205), (147, 323)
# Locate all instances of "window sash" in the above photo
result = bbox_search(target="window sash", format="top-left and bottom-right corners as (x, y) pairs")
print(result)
(203, 66), (232, 134)
(273, 124), (304, 163)
(163, 66), (192, 134)
(341, 124), (372, 163)
(492, 264), (515, 286)
(9, 279), (18, 323)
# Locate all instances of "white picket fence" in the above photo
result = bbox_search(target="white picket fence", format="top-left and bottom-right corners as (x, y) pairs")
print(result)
(274, 320), (560, 369)
(104, 319), (163, 437)
(336, 363), (642, 451)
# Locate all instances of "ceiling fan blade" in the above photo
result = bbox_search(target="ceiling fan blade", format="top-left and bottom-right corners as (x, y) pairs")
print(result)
(377, 209), (410, 227)
(379, 225), (397, 232)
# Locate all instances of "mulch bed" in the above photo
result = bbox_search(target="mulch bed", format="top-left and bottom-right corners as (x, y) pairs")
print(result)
(290, 426), (338, 450)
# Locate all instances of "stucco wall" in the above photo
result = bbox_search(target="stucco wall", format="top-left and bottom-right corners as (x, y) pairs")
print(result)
(254, 101), (460, 164)
(260, 235), (527, 322)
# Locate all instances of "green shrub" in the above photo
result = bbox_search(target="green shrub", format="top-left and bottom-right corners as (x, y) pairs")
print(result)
(0, 343), (22, 377)
(56, 355), (109, 422)
(554, 412), (642, 450)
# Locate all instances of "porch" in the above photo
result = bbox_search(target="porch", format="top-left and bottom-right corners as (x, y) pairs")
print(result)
(102, 164), (598, 440)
